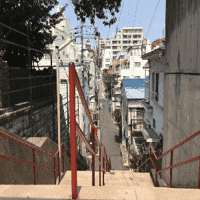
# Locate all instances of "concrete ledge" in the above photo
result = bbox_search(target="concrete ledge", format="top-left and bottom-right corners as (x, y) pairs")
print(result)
(150, 168), (168, 187)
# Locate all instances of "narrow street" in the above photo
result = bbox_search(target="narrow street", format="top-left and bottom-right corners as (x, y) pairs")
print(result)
(99, 99), (127, 170)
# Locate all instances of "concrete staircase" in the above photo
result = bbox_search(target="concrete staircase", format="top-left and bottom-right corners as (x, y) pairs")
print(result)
(0, 170), (200, 199)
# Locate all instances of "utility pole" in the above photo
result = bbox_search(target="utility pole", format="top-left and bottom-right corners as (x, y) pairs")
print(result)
(55, 46), (61, 177)
(81, 22), (83, 66)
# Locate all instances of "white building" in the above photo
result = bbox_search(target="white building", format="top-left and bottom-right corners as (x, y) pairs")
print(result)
(34, 6), (92, 67)
(140, 47), (166, 151)
(101, 48), (113, 70)
(100, 27), (147, 61)
(121, 39), (151, 79)
(100, 27), (151, 79)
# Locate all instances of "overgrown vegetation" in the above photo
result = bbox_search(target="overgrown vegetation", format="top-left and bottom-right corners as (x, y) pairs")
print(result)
(0, 0), (67, 67)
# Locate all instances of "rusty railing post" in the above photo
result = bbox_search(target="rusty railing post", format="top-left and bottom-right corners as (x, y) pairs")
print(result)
(198, 158), (200, 189)
(62, 143), (64, 173)
(99, 147), (101, 186)
(155, 158), (158, 187)
(58, 153), (61, 184)
(32, 149), (36, 185)
(92, 126), (95, 186)
(103, 146), (105, 185)
(149, 147), (151, 175)
(109, 156), (111, 172)
(170, 150), (173, 188)
(54, 156), (56, 185)
(69, 62), (77, 199)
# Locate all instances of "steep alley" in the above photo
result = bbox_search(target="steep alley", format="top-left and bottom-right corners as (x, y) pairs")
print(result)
(99, 100), (127, 170)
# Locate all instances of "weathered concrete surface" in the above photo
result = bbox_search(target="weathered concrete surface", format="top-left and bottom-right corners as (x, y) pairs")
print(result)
(1, 170), (200, 199)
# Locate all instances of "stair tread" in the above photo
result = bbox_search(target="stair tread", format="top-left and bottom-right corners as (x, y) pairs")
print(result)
(0, 185), (200, 200)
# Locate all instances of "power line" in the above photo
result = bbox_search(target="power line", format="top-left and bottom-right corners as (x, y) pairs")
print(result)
(116, 0), (125, 33)
(133, 0), (140, 28)
(145, 0), (161, 38)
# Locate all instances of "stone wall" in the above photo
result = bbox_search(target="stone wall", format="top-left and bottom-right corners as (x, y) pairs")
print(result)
(0, 95), (70, 147)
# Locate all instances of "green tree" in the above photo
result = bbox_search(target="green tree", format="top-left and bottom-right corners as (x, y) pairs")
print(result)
(72, 0), (122, 26)
(0, 0), (67, 67)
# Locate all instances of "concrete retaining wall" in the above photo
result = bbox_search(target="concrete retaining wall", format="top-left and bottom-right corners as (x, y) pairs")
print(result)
(0, 126), (70, 184)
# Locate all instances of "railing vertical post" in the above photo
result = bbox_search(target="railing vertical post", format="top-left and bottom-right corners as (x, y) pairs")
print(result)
(92, 126), (95, 186)
(54, 157), (56, 185)
(149, 147), (151, 175)
(109, 156), (111, 172)
(32, 149), (36, 185)
(155, 159), (158, 187)
(62, 143), (64, 173)
(69, 62), (77, 199)
(198, 159), (200, 189)
(103, 146), (105, 185)
(170, 150), (173, 188)
(99, 147), (101, 186)
(58, 153), (60, 184)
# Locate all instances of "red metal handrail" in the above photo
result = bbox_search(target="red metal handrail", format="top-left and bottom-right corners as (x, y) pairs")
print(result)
(0, 130), (72, 185)
(69, 62), (109, 199)
(134, 128), (200, 188)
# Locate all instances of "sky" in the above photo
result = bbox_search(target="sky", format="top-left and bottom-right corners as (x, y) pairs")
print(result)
(50, 0), (166, 49)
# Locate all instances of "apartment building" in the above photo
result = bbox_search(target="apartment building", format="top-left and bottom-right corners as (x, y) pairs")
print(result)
(34, 6), (87, 67)
(100, 27), (147, 61)
(140, 47), (166, 154)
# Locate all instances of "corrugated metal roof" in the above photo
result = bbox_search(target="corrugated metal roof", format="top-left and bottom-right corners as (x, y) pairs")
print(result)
(125, 88), (145, 99)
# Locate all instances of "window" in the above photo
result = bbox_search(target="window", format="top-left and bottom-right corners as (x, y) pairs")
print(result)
(134, 62), (141, 67)
(128, 35), (131, 38)
(61, 79), (67, 84)
(105, 58), (110, 62)
(138, 35), (141, 38)
(133, 40), (138, 44)
(123, 76), (129, 79)
(152, 72), (159, 101)
(153, 118), (156, 129)
(63, 51), (65, 55)
(112, 41), (117, 44)
(112, 46), (117, 49)
(123, 41), (128, 44)
(133, 35), (137, 38)
(123, 35), (127, 39)
(70, 36), (72, 39)
(118, 41), (121, 44)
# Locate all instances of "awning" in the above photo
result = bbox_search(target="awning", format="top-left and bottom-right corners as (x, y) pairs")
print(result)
(141, 127), (160, 143)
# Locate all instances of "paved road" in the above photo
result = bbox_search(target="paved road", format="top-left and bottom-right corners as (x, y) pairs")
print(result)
(99, 100), (127, 171)
(87, 78), (127, 171)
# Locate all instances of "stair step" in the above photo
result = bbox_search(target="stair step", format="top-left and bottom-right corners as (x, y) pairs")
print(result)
(1, 185), (200, 200)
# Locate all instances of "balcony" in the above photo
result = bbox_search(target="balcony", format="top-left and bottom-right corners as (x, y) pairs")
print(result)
(141, 125), (160, 143)
(140, 100), (153, 112)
